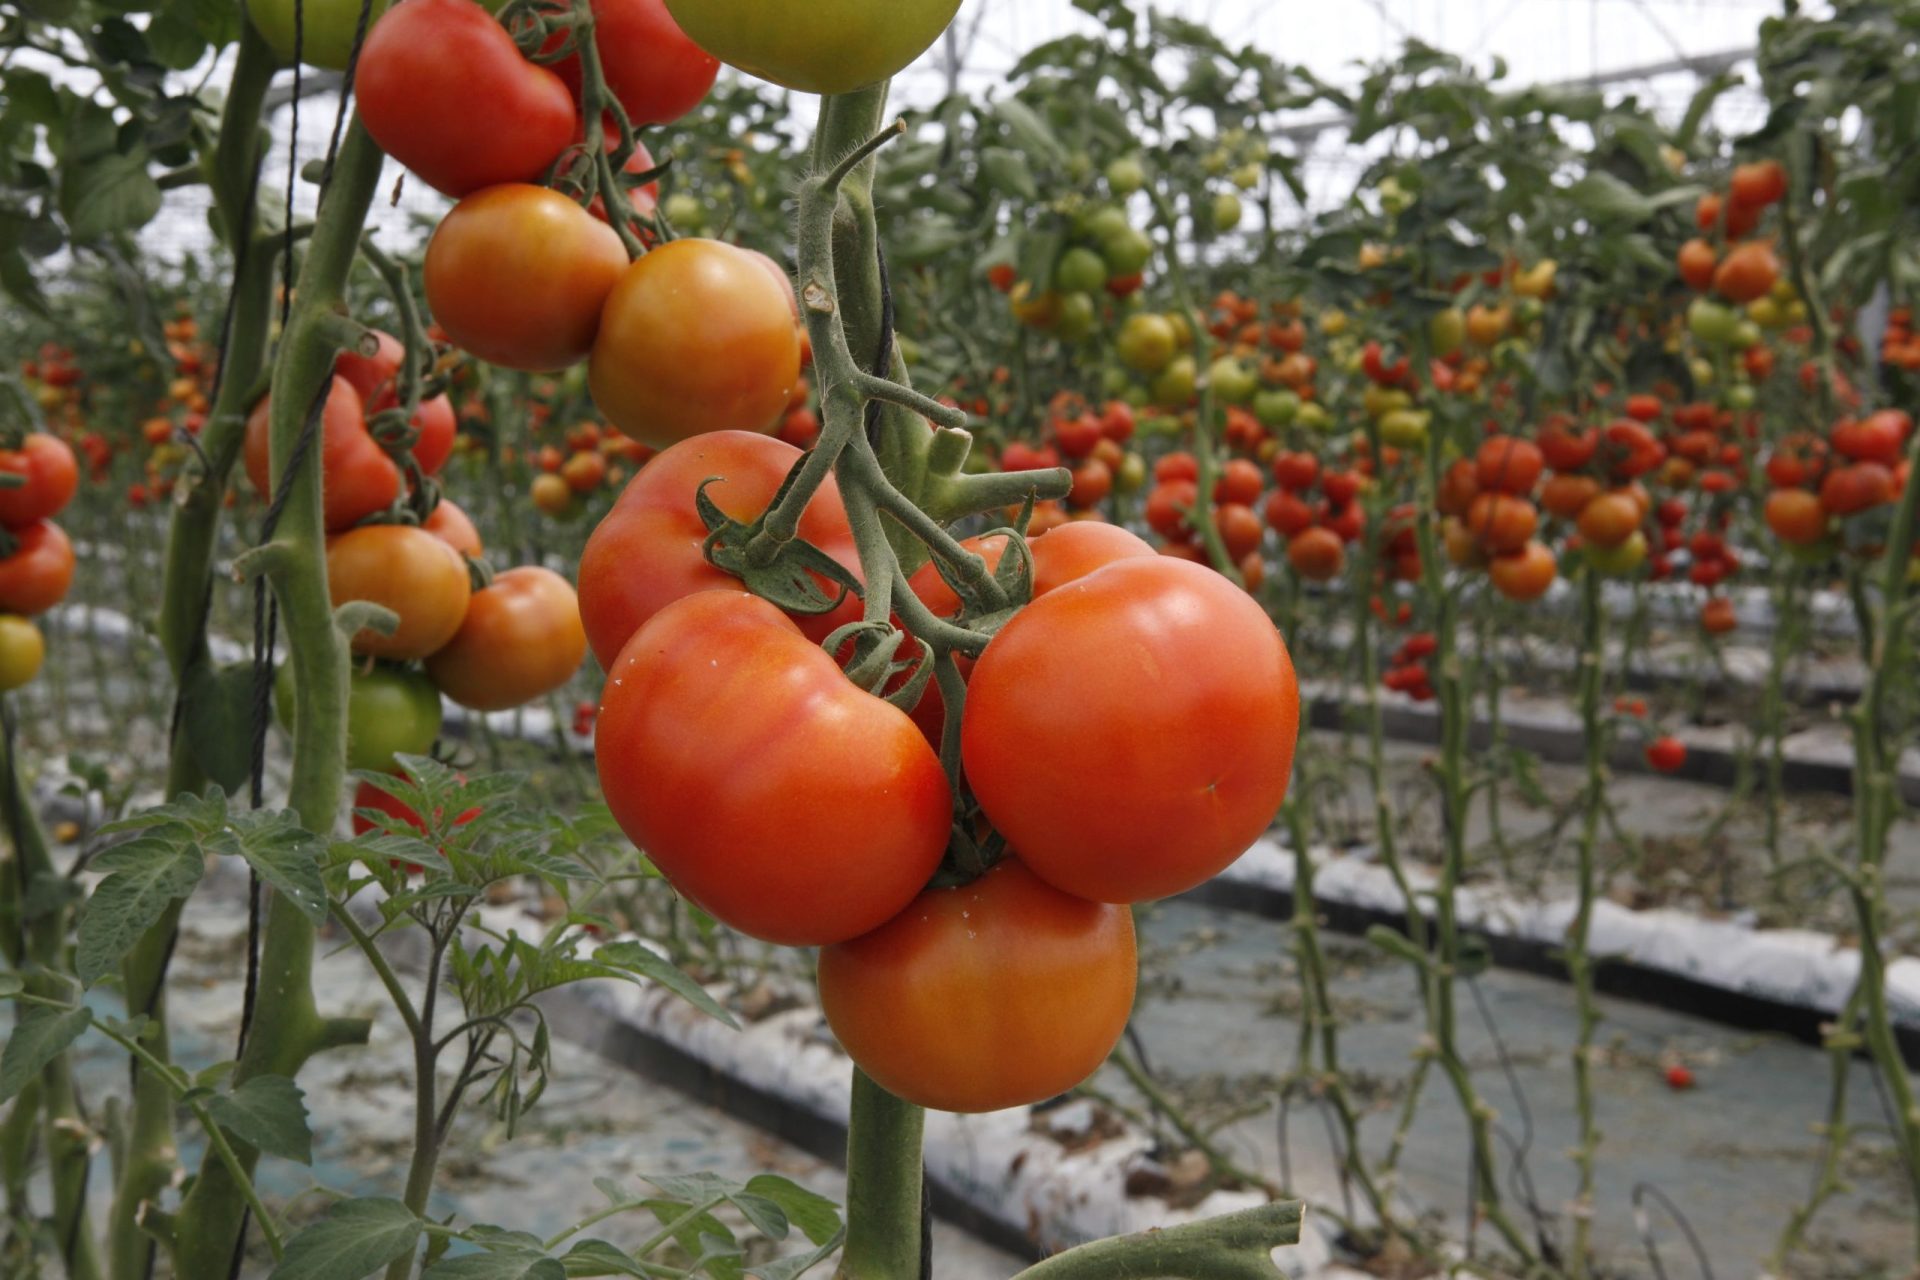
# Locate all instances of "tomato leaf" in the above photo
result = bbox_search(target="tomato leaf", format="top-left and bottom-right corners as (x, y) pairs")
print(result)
(179, 660), (257, 793)
(743, 1176), (841, 1247)
(593, 942), (737, 1029)
(60, 149), (163, 242)
(422, 1251), (565, 1279)
(558, 1239), (649, 1277)
(0, 1005), (91, 1104)
(204, 1073), (313, 1165)
(270, 1199), (422, 1280)
(77, 824), (206, 985)
(224, 810), (330, 925)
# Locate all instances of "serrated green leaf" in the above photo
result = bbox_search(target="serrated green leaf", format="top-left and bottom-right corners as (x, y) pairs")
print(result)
(747, 1231), (844, 1280)
(227, 810), (329, 924)
(744, 1177), (840, 1247)
(423, 1252), (564, 1280)
(0, 1005), (91, 1103)
(559, 1240), (648, 1277)
(61, 149), (163, 241)
(1562, 172), (1652, 223)
(595, 943), (738, 1030)
(79, 826), (205, 985)
(270, 1198), (422, 1280)
(206, 1074), (312, 1164)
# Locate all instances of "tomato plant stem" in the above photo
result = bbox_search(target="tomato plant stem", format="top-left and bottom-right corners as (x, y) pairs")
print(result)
(1567, 567), (1608, 1278)
(837, 1069), (924, 1280)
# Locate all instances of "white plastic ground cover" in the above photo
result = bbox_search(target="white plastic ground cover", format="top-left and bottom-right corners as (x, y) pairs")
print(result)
(463, 904), (1335, 1276)
(1222, 837), (1920, 1027)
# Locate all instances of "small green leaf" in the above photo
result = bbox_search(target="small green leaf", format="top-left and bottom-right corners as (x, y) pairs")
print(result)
(0, 1005), (91, 1103)
(270, 1198), (422, 1280)
(747, 1231), (845, 1280)
(744, 1176), (841, 1247)
(1562, 172), (1652, 222)
(595, 943), (738, 1029)
(61, 149), (163, 241)
(979, 147), (1037, 200)
(78, 826), (205, 985)
(205, 1074), (312, 1164)
(559, 1240), (648, 1277)
(423, 1252), (564, 1280)
(227, 810), (329, 924)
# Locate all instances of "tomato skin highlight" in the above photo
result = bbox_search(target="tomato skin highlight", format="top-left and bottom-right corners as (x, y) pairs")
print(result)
(577, 431), (859, 668)
(358, 0), (577, 197)
(590, 239), (801, 448)
(425, 185), (630, 373)
(595, 591), (951, 946)
(426, 567), (587, 711)
(963, 557), (1299, 904)
(819, 858), (1136, 1114)
(663, 0), (962, 95)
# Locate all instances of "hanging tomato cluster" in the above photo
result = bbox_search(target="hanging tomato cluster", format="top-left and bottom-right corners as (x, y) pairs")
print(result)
(0, 430), (80, 692)
(1763, 409), (1914, 555)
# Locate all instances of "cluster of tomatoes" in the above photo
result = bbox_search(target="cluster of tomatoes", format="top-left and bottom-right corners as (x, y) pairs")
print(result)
(1436, 433), (1558, 602)
(1880, 307), (1920, 372)
(996, 197), (1154, 344)
(0, 430), (80, 692)
(1762, 409), (1915, 553)
(996, 393), (1144, 525)
(130, 313), (219, 508)
(1381, 630), (1437, 703)
(529, 419), (655, 519)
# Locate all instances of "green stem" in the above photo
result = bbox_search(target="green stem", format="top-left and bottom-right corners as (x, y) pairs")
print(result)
(836, 1071), (924, 1280)
(167, 117), (387, 1280)
(1566, 568), (1607, 1278)
(1012, 1201), (1302, 1280)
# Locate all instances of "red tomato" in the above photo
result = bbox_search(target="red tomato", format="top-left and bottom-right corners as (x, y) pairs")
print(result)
(1489, 541), (1556, 601)
(549, 0), (719, 126)
(334, 330), (405, 403)
(0, 521), (75, 615)
(1820, 462), (1895, 516)
(1474, 435), (1544, 495)
(357, 0), (578, 197)
(1213, 458), (1264, 505)
(1288, 526), (1345, 580)
(328, 524), (473, 660)
(243, 377), (401, 532)
(0, 435), (78, 530)
(424, 498), (484, 557)
(350, 775), (482, 839)
(962, 557), (1299, 903)
(425, 567), (587, 711)
(818, 859), (1136, 1113)
(590, 239), (801, 448)
(596, 591), (949, 945)
(1645, 736), (1687, 773)
(424, 185), (629, 373)
(577, 431), (859, 668)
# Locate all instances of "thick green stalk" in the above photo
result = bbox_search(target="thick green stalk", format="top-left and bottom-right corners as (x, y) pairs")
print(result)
(108, 30), (280, 1280)
(837, 1071), (925, 1280)
(166, 119), (386, 1279)
(1566, 568), (1607, 1277)
(1013, 1201), (1301, 1280)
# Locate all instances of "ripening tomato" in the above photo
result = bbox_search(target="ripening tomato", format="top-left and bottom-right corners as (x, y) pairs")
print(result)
(596, 591), (949, 944)
(1489, 541), (1557, 601)
(1272, 450), (1318, 493)
(1538, 420), (1599, 471)
(1713, 240), (1780, 305)
(350, 774), (482, 839)
(425, 186), (628, 373)
(328, 524), (473, 660)
(1144, 481), (1197, 542)
(662, 0), (961, 95)
(1730, 159), (1787, 210)
(1541, 472), (1601, 520)
(1676, 238), (1717, 292)
(590, 239), (800, 447)
(334, 329), (406, 403)
(426, 567), (587, 711)
(0, 434), (78, 530)
(358, 0), (577, 197)
(1213, 458), (1265, 506)
(1476, 436), (1544, 496)
(1645, 736), (1687, 773)
(1215, 502), (1264, 561)
(1831, 411), (1910, 465)
(577, 431), (858, 668)
(1820, 462), (1895, 516)
(0, 521), (74, 616)
(1764, 488), (1827, 545)
(244, 377), (401, 532)
(277, 661), (443, 774)
(1288, 526), (1344, 580)
(548, 0), (718, 125)
(963, 557), (1298, 903)
(1466, 493), (1538, 554)
(1700, 596), (1738, 634)
(424, 498), (484, 557)
(0, 615), (45, 691)
(818, 858), (1136, 1113)
(1577, 492), (1642, 548)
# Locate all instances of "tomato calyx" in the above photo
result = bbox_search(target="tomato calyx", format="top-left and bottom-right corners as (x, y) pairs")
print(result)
(695, 474), (860, 619)
(826, 618), (935, 709)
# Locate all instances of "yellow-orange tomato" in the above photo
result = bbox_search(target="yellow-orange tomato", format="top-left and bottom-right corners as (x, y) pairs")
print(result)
(1764, 488), (1828, 545)
(818, 858), (1136, 1113)
(327, 524), (473, 660)
(424, 185), (629, 372)
(1576, 491), (1642, 548)
(426, 567), (587, 711)
(589, 238), (800, 448)
(1489, 540), (1557, 601)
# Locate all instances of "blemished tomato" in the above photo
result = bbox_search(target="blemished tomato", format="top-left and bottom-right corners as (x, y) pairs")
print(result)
(550, 0), (718, 125)
(0, 522), (74, 616)
(247, 0), (389, 70)
(663, 0), (960, 95)
(590, 239), (800, 447)
(1489, 541), (1557, 601)
(425, 186), (629, 373)
(357, 0), (576, 197)
(0, 434), (78, 530)
(596, 591), (950, 945)
(424, 498), (484, 557)
(818, 858), (1136, 1114)
(277, 661), (443, 774)
(426, 567), (587, 711)
(243, 377), (401, 532)
(963, 557), (1299, 904)
(328, 524), (473, 660)
(0, 615), (45, 692)
(577, 431), (858, 668)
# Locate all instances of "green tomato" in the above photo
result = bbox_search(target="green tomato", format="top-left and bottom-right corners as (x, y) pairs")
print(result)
(276, 662), (443, 774)
(1211, 190), (1244, 233)
(1584, 530), (1649, 577)
(1105, 156), (1146, 196)
(1081, 206), (1131, 243)
(1687, 298), (1740, 346)
(1723, 383), (1756, 411)
(1055, 247), (1110, 295)
(1101, 227), (1154, 277)
(663, 191), (706, 232)
(1732, 320), (1763, 349)
(247, 0), (391, 71)
(1100, 366), (1132, 398)
(1254, 388), (1300, 428)
(1123, 385), (1150, 409)
(1140, 414), (1182, 438)
(1231, 162), (1262, 191)
(1295, 402), (1333, 433)
(662, 0), (961, 95)
(1114, 452), (1148, 494)
(1429, 308), (1466, 358)
(1150, 354), (1198, 406)
(1209, 356), (1257, 405)
(1378, 408), (1430, 448)
(1056, 291), (1097, 342)
(1116, 312), (1177, 374)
